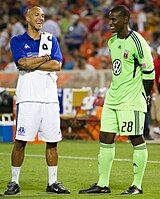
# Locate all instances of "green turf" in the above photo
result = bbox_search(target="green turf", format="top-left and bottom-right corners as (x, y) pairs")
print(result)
(0, 140), (160, 198)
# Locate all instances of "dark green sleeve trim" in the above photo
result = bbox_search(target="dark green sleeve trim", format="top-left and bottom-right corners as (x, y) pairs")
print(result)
(142, 69), (154, 74)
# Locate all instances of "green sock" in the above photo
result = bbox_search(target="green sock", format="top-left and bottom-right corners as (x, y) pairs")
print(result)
(132, 143), (148, 190)
(97, 143), (115, 187)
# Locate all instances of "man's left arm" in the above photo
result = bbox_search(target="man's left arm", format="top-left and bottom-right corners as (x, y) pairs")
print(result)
(140, 37), (155, 104)
(37, 59), (62, 71)
(143, 79), (154, 105)
(36, 36), (62, 72)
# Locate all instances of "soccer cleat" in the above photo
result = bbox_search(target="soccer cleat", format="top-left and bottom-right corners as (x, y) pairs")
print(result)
(4, 181), (20, 195)
(121, 185), (143, 195)
(46, 181), (70, 194)
(79, 183), (111, 194)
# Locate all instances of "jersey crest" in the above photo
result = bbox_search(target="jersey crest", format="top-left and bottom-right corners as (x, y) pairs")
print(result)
(123, 50), (129, 59)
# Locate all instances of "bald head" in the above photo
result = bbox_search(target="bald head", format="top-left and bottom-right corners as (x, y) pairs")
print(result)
(25, 6), (45, 32)
(26, 6), (44, 19)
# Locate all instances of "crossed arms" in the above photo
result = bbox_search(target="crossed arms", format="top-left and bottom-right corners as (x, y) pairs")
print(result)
(18, 54), (62, 72)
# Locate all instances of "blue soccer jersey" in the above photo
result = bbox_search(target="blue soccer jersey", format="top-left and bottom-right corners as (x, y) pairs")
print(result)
(10, 32), (62, 103)
(10, 32), (62, 66)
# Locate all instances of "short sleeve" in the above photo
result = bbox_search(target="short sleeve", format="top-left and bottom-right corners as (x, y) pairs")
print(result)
(10, 36), (26, 65)
(135, 34), (155, 80)
(50, 36), (63, 62)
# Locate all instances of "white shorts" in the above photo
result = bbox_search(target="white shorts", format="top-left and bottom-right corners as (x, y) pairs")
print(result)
(16, 102), (62, 142)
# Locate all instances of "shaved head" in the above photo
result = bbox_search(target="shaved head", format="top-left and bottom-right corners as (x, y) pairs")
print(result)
(26, 6), (44, 19)
(25, 6), (45, 32)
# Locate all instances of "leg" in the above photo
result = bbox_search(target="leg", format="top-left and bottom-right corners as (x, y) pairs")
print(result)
(46, 142), (58, 166)
(46, 142), (58, 185)
(97, 107), (117, 188)
(12, 140), (27, 167)
(79, 107), (118, 194)
(99, 131), (116, 144)
(4, 102), (42, 195)
(97, 132), (116, 187)
(46, 142), (70, 194)
(79, 132), (116, 194)
(41, 103), (70, 194)
(11, 139), (27, 183)
(4, 140), (27, 195)
(122, 135), (148, 195)
(130, 135), (148, 189)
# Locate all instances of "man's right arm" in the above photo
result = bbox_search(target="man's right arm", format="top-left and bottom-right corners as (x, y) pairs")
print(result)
(10, 36), (62, 72)
(18, 55), (61, 71)
(18, 54), (50, 70)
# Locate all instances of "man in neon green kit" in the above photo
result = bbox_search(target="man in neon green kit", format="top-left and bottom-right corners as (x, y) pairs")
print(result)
(79, 5), (155, 195)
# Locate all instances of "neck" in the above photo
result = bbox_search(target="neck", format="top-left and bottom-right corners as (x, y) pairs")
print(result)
(118, 26), (130, 39)
(27, 28), (40, 40)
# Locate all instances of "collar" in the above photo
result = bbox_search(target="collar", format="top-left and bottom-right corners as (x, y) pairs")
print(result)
(23, 32), (41, 41)
(117, 30), (133, 40)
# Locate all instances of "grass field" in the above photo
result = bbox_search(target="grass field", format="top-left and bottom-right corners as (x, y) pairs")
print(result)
(0, 140), (160, 199)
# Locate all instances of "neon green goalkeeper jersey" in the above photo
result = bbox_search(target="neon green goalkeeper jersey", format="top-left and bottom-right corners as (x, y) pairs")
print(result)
(105, 30), (155, 112)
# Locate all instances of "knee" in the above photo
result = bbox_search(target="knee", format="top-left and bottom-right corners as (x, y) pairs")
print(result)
(46, 142), (57, 149)
(129, 135), (145, 146)
(14, 140), (27, 151)
(99, 131), (115, 144)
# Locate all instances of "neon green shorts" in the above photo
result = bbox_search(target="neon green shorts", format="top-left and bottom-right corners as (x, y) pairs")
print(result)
(100, 106), (145, 136)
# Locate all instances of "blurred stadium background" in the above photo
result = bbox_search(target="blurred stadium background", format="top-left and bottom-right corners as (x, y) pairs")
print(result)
(0, 0), (160, 141)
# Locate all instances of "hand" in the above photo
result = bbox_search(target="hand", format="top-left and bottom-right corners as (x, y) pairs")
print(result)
(43, 55), (51, 61)
(146, 95), (151, 106)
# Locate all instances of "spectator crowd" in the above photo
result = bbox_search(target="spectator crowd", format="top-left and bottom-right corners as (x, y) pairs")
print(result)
(0, 0), (160, 72)
(0, 0), (160, 136)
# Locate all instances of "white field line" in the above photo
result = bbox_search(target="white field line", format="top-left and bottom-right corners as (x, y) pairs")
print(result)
(0, 152), (160, 164)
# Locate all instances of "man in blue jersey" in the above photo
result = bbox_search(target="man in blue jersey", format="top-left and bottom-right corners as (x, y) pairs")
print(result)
(79, 5), (155, 195)
(4, 6), (70, 195)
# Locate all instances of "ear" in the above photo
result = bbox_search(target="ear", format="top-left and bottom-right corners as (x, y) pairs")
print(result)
(26, 16), (30, 22)
(124, 16), (129, 24)
(25, 11), (30, 22)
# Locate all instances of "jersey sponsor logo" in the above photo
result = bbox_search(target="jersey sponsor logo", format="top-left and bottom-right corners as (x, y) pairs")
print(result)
(123, 50), (129, 59)
(113, 59), (122, 75)
(24, 44), (30, 49)
(118, 45), (121, 49)
(18, 127), (26, 136)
